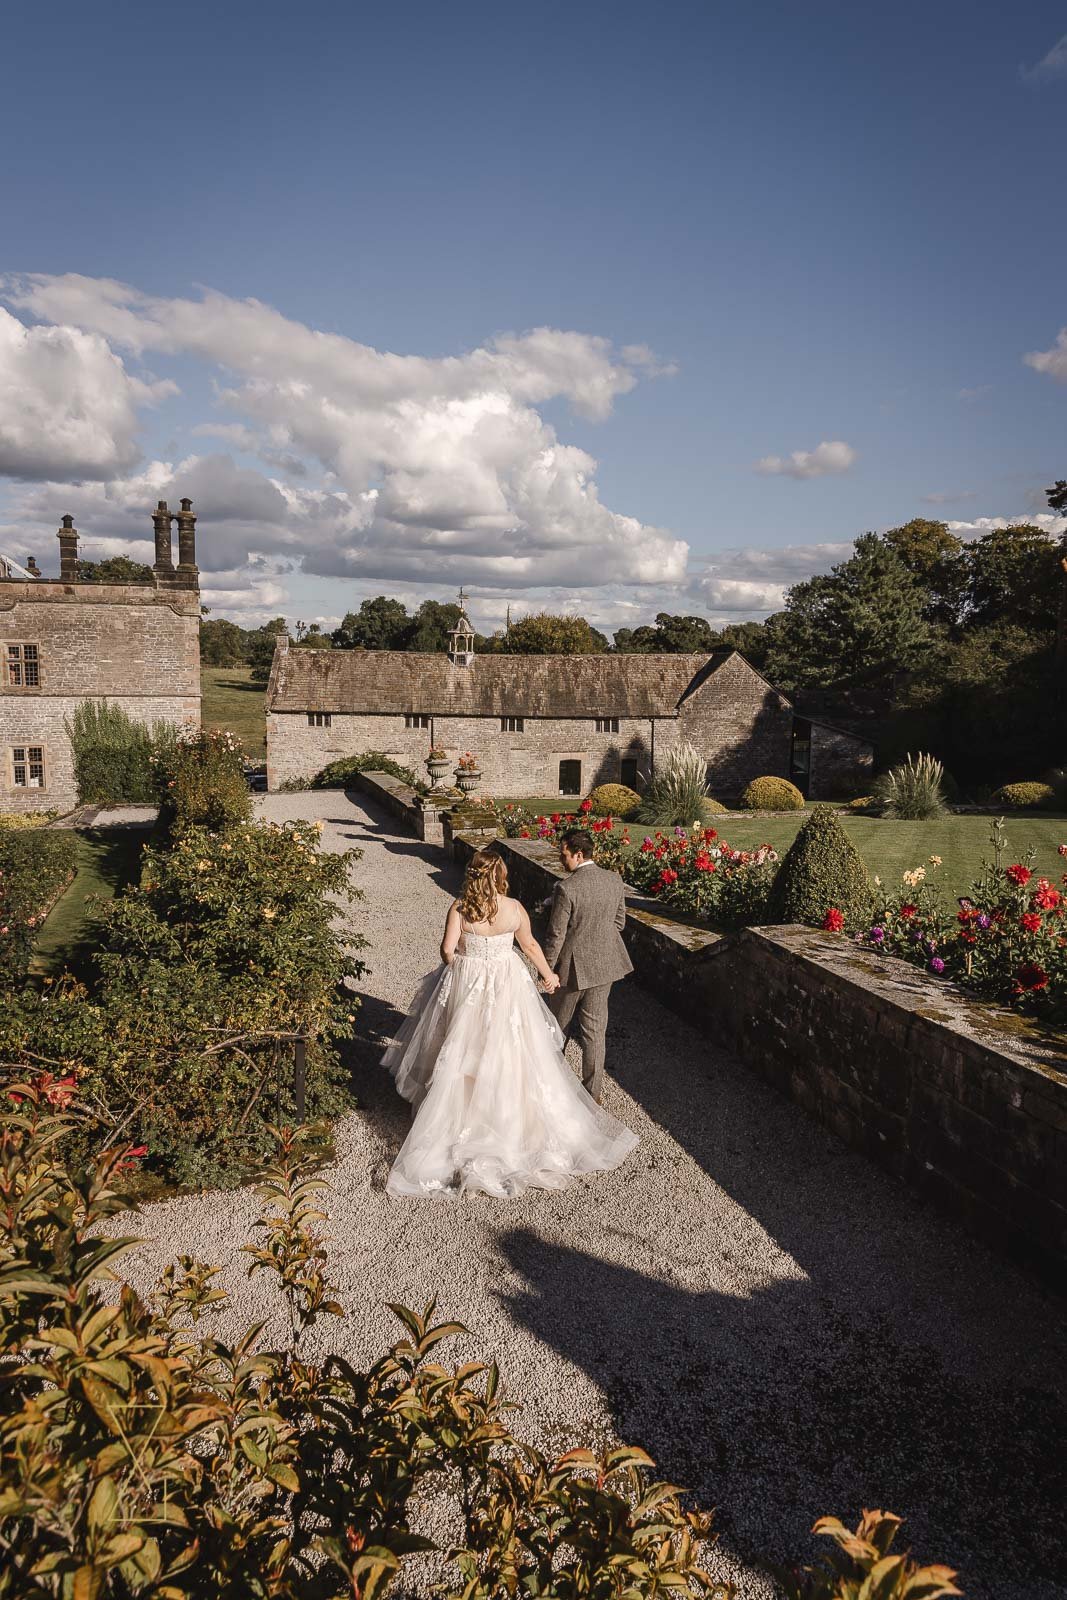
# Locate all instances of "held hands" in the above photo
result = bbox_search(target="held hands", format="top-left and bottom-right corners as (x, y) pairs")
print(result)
(541, 971), (561, 995)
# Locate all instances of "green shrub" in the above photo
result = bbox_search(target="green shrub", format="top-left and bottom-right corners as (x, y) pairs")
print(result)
(871, 752), (948, 820)
(0, 1112), (957, 1600)
(994, 781), (1057, 809)
(154, 727), (251, 835)
(767, 803), (874, 931)
(740, 775), (805, 811)
(311, 751), (423, 790)
(0, 828), (78, 981)
(65, 700), (172, 805)
(704, 796), (729, 814)
(586, 782), (642, 818)
(0, 820), (365, 1187)
(636, 744), (715, 826)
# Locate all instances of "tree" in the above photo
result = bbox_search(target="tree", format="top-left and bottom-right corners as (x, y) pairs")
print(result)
(331, 597), (410, 650)
(293, 622), (332, 651)
(881, 519), (965, 627)
(612, 612), (721, 654)
(200, 618), (247, 667)
(406, 599), (462, 652)
(75, 555), (155, 583)
(962, 523), (1061, 631)
(1045, 479), (1067, 670)
(248, 626), (286, 684)
(763, 534), (933, 704)
(504, 612), (609, 654)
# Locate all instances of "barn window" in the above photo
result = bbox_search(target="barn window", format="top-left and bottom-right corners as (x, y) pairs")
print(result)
(405, 714), (431, 729)
(307, 712), (332, 728)
(501, 716), (525, 733)
(11, 746), (45, 788)
(5, 643), (40, 688)
(595, 717), (619, 734)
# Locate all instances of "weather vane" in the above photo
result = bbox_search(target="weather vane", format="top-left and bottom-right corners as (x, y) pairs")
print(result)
(458, 585), (468, 609)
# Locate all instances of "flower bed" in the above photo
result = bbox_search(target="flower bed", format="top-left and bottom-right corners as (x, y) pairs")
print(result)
(0, 827), (79, 981)
(847, 822), (1067, 1022)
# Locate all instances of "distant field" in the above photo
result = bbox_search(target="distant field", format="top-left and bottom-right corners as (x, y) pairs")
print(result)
(201, 666), (266, 757)
(505, 799), (1067, 902)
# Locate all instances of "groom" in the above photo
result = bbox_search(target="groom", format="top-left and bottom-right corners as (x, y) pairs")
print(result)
(543, 828), (633, 1104)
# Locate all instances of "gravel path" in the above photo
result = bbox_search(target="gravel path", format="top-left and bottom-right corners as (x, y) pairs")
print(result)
(113, 790), (1067, 1599)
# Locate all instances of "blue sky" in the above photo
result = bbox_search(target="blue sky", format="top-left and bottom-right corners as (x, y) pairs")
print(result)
(1, 1), (1066, 635)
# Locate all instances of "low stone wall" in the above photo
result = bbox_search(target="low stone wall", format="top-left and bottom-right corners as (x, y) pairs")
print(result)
(454, 835), (1067, 1286)
(351, 771), (451, 843)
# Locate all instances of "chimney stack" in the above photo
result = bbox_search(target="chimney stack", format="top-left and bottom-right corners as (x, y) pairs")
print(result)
(57, 515), (79, 581)
(26, 557), (40, 577)
(152, 500), (175, 575)
(176, 497), (198, 581)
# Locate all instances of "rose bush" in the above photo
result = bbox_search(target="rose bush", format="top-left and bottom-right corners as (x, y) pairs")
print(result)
(0, 820), (365, 1187)
(153, 726), (252, 835)
(0, 827), (78, 982)
(625, 824), (778, 928)
(854, 822), (1067, 1020)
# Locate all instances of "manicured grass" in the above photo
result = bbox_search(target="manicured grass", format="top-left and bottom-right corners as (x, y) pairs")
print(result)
(201, 666), (267, 757)
(505, 799), (1067, 902)
(30, 829), (146, 979)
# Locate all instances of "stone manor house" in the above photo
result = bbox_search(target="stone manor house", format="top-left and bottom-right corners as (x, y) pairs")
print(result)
(0, 503), (201, 813)
(267, 605), (873, 799)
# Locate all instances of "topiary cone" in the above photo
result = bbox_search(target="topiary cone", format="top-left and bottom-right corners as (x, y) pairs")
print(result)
(767, 803), (874, 930)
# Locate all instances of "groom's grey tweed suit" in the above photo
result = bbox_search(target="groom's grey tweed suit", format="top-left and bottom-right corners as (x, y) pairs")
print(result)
(543, 862), (633, 1102)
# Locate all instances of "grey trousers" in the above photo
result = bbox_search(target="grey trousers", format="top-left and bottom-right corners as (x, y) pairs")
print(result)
(550, 983), (612, 1102)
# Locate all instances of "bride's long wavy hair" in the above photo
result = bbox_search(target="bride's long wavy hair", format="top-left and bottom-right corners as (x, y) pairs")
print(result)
(460, 849), (509, 926)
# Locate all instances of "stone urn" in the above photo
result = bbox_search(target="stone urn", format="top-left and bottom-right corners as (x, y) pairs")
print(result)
(455, 766), (482, 795)
(426, 754), (451, 786)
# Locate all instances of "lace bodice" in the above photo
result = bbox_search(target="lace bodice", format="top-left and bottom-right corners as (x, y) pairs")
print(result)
(457, 928), (517, 963)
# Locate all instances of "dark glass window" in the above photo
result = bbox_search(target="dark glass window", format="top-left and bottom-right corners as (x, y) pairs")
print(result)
(559, 759), (582, 795)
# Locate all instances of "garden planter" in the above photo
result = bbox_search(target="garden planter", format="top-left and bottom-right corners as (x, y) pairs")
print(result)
(455, 768), (482, 794)
(426, 758), (451, 785)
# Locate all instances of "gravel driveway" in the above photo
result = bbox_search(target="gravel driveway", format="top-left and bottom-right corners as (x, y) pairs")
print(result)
(111, 789), (1067, 1599)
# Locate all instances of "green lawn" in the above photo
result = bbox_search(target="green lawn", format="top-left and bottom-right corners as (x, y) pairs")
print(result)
(30, 829), (146, 980)
(506, 800), (1067, 902)
(201, 666), (267, 758)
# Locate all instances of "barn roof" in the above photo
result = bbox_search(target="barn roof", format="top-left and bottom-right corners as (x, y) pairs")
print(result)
(267, 641), (738, 718)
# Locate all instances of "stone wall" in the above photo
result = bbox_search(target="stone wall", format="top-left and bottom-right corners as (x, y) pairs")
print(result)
(809, 721), (874, 799)
(267, 708), (655, 797)
(0, 580), (201, 813)
(453, 835), (1067, 1286)
(671, 651), (795, 797)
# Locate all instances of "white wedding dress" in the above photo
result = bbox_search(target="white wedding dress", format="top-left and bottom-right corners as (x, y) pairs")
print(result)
(382, 920), (638, 1198)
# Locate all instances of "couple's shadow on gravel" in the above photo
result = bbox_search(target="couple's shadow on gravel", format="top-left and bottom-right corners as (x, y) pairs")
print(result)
(498, 1224), (1067, 1600)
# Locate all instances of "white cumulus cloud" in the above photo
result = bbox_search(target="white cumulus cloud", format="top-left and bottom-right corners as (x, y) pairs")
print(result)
(0, 274), (684, 592)
(0, 306), (175, 482)
(755, 439), (856, 479)
(1025, 326), (1067, 381)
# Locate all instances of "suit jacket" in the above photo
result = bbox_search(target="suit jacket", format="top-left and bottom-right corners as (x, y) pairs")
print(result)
(543, 862), (634, 992)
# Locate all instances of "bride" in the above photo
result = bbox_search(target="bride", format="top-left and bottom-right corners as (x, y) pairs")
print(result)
(382, 848), (638, 1198)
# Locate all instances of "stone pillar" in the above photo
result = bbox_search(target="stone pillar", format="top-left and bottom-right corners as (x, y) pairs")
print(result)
(57, 515), (79, 580)
(152, 501), (174, 575)
(176, 497), (198, 581)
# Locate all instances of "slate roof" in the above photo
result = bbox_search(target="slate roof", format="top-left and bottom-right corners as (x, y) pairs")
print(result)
(267, 641), (737, 718)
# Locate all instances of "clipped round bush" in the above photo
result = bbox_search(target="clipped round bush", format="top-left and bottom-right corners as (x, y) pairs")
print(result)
(740, 775), (805, 811)
(767, 803), (874, 931)
(586, 782), (642, 818)
(994, 781), (1057, 810)
(846, 795), (877, 812)
(703, 796), (729, 814)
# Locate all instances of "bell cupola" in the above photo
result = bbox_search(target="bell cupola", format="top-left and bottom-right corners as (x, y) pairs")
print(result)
(448, 587), (476, 666)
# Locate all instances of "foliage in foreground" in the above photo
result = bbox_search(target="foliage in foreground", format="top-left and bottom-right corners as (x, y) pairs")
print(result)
(767, 805), (874, 933)
(0, 1109), (960, 1600)
(0, 828), (78, 982)
(310, 751), (424, 791)
(871, 753), (948, 821)
(637, 744), (718, 826)
(0, 821), (364, 1188)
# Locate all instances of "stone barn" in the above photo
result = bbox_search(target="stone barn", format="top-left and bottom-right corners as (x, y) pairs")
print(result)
(266, 607), (871, 799)
(0, 502), (202, 814)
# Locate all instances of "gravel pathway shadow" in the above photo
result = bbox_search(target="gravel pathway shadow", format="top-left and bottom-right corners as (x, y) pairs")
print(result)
(110, 789), (1067, 1600)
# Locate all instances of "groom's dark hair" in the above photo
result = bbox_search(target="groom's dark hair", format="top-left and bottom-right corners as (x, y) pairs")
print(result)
(561, 828), (594, 859)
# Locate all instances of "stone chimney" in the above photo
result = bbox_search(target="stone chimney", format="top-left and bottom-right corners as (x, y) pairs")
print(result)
(152, 500), (175, 576)
(175, 497), (198, 581)
(57, 515), (79, 581)
(26, 557), (41, 577)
